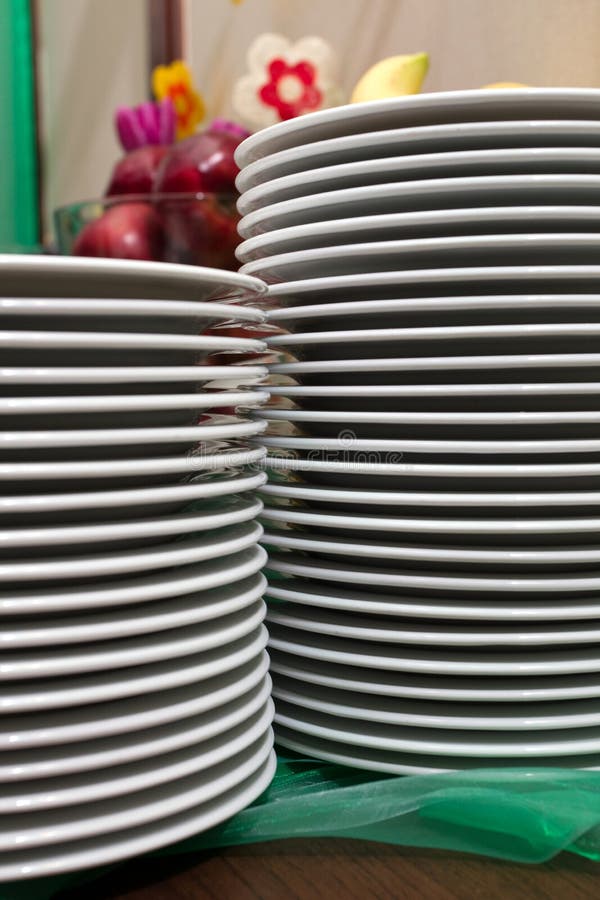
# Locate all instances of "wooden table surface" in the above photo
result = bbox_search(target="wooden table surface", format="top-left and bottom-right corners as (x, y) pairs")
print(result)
(58, 839), (600, 900)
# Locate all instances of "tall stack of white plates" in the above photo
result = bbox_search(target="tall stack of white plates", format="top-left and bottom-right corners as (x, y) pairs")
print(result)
(235, 88), (600, 774)
(0, 255), (275, 881)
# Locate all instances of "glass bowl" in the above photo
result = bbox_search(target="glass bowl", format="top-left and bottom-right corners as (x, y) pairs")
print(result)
(54, 193), (242, 270)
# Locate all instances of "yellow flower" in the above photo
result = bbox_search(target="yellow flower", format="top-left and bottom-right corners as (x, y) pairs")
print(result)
(152, 60), (205, 140)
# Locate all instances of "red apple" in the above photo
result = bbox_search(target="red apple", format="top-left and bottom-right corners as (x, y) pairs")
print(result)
(106, 145), (169, 197)
(158, 195), (241, 269)
(153, 127), (242, 194)
(73, 202), (165, 261)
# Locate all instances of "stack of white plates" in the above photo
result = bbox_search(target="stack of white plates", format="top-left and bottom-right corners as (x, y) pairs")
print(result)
(0, 255), (275, 880)
(234, 89), (600, 774)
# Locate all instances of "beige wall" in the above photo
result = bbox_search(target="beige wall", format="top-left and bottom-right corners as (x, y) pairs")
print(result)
(187, 0), (600, 119)
(38, 0), (600, 236)
(37, 0), (147, 236)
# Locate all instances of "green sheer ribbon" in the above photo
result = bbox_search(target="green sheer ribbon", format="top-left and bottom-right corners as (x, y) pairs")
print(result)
(4, 753), (600, 899)
(0, 0), (39, 249)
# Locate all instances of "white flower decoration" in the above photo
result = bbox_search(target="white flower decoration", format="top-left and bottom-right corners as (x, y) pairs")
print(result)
(232, 33), (341, 131)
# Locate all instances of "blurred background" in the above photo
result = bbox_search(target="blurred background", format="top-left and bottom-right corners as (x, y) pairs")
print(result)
(5, 0), (600, 248)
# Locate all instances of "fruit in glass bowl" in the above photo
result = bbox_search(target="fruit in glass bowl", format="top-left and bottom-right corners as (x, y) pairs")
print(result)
(55, 192), (242, 270)
(54, 121), (247, 270)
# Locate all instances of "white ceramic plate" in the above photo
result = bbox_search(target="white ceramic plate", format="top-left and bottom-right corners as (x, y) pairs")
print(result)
(0, 329), (264, 352)
(244, 234), (600, 283)
(274, 727), (600, 774)
(265, 265), (600, 305)
(266, 600), (600, 646)
(266, 381), (600, 420)
(260, 407), (600, 426)
(267, 293), (600, 325)
(0, 415), (266, 450)
(268, 648), (600, 703)
(0, 495), (262, 550)
(0, 701), (273, 814)
(2, 571), (266, 648)
(239, 207), (600, 263)
(260, 479), (600, 508)
(266, 381), (600, 399)
(235, 90), (600, 165)
(238, 148), (600, 215)
(263, 432), (600, 456)
(0, 651), (271, 784)
(0, 445), (266, 486)
(238, 177), (600, 239)
(0, 390), (267, 432)
(266, 550), (600, 594)
(0, 295), (263, 324)
(0, 543), (266, 617)
(0, 520), (262, 584)
(1, 625), (268, 713)
(5, 700), (272, 814)
(268, 621), (600, 677)
(261, 405), (600, 440)
(0, 364), (267, 386)
(261, 503), (600, 539)
(267, 318), (600, 352)
(274, 700), (600, 757)
(265, 574), (600, 621)
(264, 452), (600, 492)
(0, 678), (271, 789)
(0, 728), (273, 852)
(270, 352), (600, 378)
(0, 752), (276, 881)
(263, 528), (600, 568)
(262, 432), (600, 455)
(271, 674), (600, 730)
(3, 682), (270, 781)
(0, 254), (265, 301)
(0, 390), (267, 415)
(2, 600), (265, 680)
(236, 120), (600, 191)
(1, 470), (267, 520)
(0, 331), (266, 369)
(0, 652), (271, 784)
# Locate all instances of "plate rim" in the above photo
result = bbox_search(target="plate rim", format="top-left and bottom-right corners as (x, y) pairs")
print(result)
(2, 571), (267, 649)
(242, 232), (600, 280)
(0, 519), (263, 585)
(2, 598), (266, 680)
(0, 296), (265, 321)
(0, 751), (276, 881)
(238, 174), (600, 238)
(0, 365), (268, 384)
(265, 264), (600, 299)
(239, 208), (600, 263)
(235, 88), (600, 166)
(238, 147), (600, 216)
(236, 118), (600, 191)
(266, 550), (600, 593)
(0, 625), (269, 714)
(0, 254), (265, 297)
(0, 727), (274, 853)
(0, 445), (266, 481)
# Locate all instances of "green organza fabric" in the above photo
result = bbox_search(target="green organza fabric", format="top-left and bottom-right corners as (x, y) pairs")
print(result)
(5, 752), (600, 899)
(0, 0), (38, 250)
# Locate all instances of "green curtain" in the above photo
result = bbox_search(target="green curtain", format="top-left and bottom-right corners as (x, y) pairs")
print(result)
(0, 0), (39, 249)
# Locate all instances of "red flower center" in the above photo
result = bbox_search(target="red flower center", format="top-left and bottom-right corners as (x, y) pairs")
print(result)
(259, 58), (323, 120)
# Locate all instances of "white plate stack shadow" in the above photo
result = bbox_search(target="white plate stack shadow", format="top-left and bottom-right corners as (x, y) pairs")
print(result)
(234, 88), (600, 774)
(0, 255), (275, 881)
